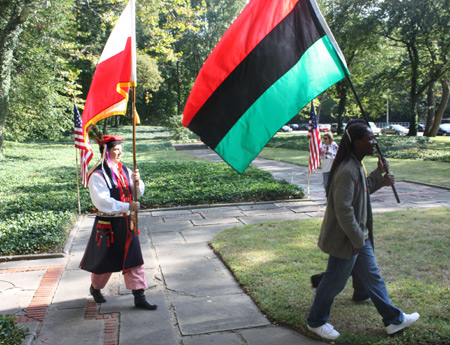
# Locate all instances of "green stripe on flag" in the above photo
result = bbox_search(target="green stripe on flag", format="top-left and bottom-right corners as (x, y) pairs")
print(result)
(215, 35), (348, 173)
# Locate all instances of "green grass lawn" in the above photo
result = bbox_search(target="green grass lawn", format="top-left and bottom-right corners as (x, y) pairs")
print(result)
(211, 207), (450, 345)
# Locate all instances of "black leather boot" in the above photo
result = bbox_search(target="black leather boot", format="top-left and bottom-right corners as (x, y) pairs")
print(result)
(132, 289), (157, 310)
(90, 285), (107, 303)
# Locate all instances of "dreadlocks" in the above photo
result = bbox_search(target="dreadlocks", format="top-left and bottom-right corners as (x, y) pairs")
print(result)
(325, 119), (371, 196)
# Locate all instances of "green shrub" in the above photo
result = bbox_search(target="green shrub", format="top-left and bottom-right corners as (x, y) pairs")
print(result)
(0, 211), (75, 256)
(165, 115), (198, 141)
(0, 315), (26, 345)
(139, 161), (304, 207)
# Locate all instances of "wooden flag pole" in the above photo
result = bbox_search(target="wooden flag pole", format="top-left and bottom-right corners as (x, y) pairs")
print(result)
(307, 171), (311, 198)
(74, 97), (82, 215)
(346, 77), (401, 203)
(132, 85), (139, 234)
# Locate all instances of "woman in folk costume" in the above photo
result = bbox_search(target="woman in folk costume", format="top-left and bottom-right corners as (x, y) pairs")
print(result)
(80, 135), (157, 310)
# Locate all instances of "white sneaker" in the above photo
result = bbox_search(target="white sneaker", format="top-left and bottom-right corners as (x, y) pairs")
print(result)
(385, 312), (420, 335)
(307, 323), (340, 340)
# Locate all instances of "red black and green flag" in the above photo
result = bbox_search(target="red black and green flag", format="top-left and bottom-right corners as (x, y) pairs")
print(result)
(182, 0), (349, 173)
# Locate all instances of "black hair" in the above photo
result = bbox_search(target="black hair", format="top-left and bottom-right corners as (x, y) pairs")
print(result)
(325, 119), (371, 196)
(99, 140), (122, 154)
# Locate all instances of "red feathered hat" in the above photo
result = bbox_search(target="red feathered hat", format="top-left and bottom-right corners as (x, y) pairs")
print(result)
(96, 135), (124, 148)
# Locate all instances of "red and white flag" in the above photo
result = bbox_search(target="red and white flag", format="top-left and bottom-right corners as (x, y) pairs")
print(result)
(307, 102), (321, 173)
(81, 0), (136, 150)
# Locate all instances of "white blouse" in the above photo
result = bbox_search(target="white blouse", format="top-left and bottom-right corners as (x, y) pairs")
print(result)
(320, 142), (339, 173)
(88, 164), (145, 214)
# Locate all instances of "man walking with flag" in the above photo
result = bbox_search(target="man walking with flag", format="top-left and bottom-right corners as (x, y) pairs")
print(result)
(306, 121), (419, 340)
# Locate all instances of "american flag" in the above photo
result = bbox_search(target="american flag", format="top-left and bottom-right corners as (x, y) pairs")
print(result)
(307, 102), (321, 174)
(74, 104), (93, 187)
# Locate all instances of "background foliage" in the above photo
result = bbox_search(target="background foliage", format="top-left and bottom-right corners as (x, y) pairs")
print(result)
(0, 315), (25, 345)
(1, 0), (450, 154)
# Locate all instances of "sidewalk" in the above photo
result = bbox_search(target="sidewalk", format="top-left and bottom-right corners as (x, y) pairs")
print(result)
(2, 148), (450, 345)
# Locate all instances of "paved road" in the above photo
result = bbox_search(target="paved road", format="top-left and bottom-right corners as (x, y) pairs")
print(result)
(1, 147), (449, 345)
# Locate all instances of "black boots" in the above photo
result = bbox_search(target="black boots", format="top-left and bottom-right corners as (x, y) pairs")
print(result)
(90, 285), (107, 303)
(132, 289), (157, 310)
(90, 285), (156, 310)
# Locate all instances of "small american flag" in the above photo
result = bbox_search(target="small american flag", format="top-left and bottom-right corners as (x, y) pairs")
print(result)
(74, 104), (93, 187)
(307, 102), (321, 174)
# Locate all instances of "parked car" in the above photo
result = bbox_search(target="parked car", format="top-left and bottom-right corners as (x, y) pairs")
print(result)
(298, 123), (309, 130)
(417, 123), (425, 132)
(289, 124), (299, 130)
(369, 122), (381, 135)
(381, 124), (408, 135)
(331, 123), (346, 133)
(280, 125), (292, 132)
(319, 124), (331, 132)
(437, 124), (450, 136)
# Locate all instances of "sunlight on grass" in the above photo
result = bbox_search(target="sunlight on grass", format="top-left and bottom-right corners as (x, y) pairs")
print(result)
(211, 208), (450, 345)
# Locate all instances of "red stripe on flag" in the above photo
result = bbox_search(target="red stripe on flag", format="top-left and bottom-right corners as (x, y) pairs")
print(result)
(183, 0), (300, 127)
(80, 149), (93, 188)
(307, 103), (321, 173)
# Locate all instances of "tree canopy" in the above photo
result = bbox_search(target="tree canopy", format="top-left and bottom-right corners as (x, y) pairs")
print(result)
(1, 0), (450, 156)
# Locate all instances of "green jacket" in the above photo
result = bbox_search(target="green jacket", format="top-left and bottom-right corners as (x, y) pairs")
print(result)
(318, 155), (384, 259)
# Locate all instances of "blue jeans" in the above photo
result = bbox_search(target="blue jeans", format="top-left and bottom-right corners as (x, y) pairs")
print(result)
(307, 239), (404, 327)
(322, 172), (329, 188)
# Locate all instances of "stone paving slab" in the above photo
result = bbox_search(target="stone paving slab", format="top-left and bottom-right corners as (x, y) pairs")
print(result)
(173, 294), (271, 335)
(155, 243), (241, 297)
(240, 326), (324, 345)
(182, 332), (244, 345)
(35, 307), (103, 345)
(191, 217), (243, 226)
(101, 292), (178, 345)
(181, 224), (240, 243)
(240, 212), (315, 225)
(0, 270), (43, 315)
(146, 220), (193, 234)
(51, 270), (90, 309)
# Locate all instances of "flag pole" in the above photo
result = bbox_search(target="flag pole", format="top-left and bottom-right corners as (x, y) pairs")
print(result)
(75, 147), (81, 215)
(346, 77), (401, 203)
(132, 85), (138, 235)
(307, 170), (311, 198)
(74, 97), (81, 215)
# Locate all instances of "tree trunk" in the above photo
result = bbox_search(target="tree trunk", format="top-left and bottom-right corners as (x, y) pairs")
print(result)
(428, 77), (449, 137)
(336, 82), (347, 134)
(102, 117), (109, 135)
(176, 59), (181, 115)
(407, 43), (419, 136)
(423, 82), (435, 136)
(0, 3), (30, 158)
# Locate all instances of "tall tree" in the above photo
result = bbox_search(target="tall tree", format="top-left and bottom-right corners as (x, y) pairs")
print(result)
(374, 0), (450, 136)
(425, 75), (449, 136)
(321, 0), (381, 132)
(138, 0), (246, 123)
(7, 0), (81, 141)
(0, 0), (32, 157)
